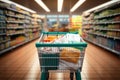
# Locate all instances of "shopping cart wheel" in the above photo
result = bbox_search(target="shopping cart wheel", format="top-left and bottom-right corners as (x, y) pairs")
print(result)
(41, 71), (49, 80)
(75, 70), (81, 80)
(70, 72), (74, 80)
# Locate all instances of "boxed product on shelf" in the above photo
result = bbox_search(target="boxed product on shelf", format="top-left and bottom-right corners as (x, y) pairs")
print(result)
(96, 36), (101, 44)
(93, 36), (97, 43)
(5, 42), (10, 49)
(114, 8), (120, 13)
(10, 36), (26, 46)
(0, 36), (9, 42)
(116, 32), (120, 37)
(0, 29), (5, 33)
(0, 36), (4, 42)
(107, 25), (115, 29)
(16, 14), (25, 18)
(101, 9), (114, 16)
(0, 43), (5, 50)
(16, 7), (21, 11)
(0, 2), (10, 8)
(114, 40), (120, 52)
(0, 21), (6, 27)
(107, 38), (114, 49)
(0, 9), (4, 14)
(10, 40), (16, 46)
(100, 37), (107, 47)
(107, 31), (116, 37)
(5, 10), (15, 15)
(7, 17), (16, 21)
(7, 24), (18, 27)
(10, 4), (17, 10)
(0, 15), (6, 21)
(114, 15), (120, 21)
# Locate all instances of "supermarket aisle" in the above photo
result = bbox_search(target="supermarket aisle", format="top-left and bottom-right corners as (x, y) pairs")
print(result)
(0, 39), (120, 80)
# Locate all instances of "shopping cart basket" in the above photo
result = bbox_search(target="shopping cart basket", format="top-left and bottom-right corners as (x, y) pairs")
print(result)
(36, 32), (87, 80)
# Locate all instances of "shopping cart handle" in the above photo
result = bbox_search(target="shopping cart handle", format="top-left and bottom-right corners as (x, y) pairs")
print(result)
(42, 31), (78, 35)
(35, 42), (87, 47)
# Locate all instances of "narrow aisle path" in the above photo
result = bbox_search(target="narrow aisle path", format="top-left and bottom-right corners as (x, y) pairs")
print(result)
(0, 40), (120, 80)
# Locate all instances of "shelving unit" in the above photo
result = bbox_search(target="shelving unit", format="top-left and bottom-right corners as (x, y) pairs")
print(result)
(82, 1), (120, 55)
(0, 1), (42, 55)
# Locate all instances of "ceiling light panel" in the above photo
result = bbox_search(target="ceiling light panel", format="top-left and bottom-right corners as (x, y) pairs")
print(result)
(35, 0), (50, 12)
(58, 0), (64, 12)
(70, 0), (86, 12)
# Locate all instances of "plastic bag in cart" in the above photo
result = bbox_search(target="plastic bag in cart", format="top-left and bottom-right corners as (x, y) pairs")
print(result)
(59, 59), (81, 70)
(38, 47), (60, 54)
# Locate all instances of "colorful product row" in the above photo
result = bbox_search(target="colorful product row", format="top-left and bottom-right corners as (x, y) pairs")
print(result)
(93, 30), (120, 37)
(0, 42), (9, 51)
(95, 8), (120, 18)
(0, 15), (6, 21)
(0, 36), (10, 42)
(0, 21), (6, 27)
(0, 29), (6, 33)
(87, 35), (120, 52)
(0, 9), (4, 14)
(6, 30), (25, 34)
(10, 36), (26, 46)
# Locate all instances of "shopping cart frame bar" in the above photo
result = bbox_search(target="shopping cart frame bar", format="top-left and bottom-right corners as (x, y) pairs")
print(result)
(36, 32), (87, 80)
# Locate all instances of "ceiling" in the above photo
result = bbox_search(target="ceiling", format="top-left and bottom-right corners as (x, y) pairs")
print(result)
(11, 0), (111, 15)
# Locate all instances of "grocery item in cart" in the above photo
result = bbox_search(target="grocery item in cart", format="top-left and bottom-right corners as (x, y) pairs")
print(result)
(54, 33), (83, 43)
(42, 36), (58, 42)
(59, 59), (81, 70)
(60, 47), (80, 64)
(38, 47), (60, 54)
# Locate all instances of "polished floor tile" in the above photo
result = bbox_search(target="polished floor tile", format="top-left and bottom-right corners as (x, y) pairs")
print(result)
(0, 39), (120, 80)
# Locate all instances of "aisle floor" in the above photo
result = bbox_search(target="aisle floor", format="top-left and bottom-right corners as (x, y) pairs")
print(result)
(0, 39), (120, 80)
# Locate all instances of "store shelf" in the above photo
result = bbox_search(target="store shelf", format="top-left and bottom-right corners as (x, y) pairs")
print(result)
(6, 14), (24, 19)
(93, 28), (120, 31)
(0, 2), (42, 55)
(94, 13), (120, 19)
(6, 8), (26, 15)
(93, 21), (120, 24)
(94, 1), (120, 13)
(7, 32), (25, 36)
(83, 21), (120, 25)
(7, 27), (24, 29)
(0, 36), (39, 55)
(0, 33), (6, 35)
(87, 32), (120, 40)
(6, 21), (24, 24)
(0, 27), (6, 29)
(0, 21), (5, 22)
(84, 38), (120, 55)
(82, 22), (93, 25)
(82, 27), (93, 29)
(0, 39), (10, 44)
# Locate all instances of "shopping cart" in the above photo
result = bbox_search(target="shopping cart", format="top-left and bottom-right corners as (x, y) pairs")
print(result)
(35, 32), (87, 80)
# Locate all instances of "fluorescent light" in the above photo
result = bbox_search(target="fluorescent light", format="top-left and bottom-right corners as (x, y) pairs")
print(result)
(34, 0), (50, 12)
(0, 0), (36, 13)
(84, 0), (120, 13)
(70, 0), (86, 12)
(58, 0), (63, 12)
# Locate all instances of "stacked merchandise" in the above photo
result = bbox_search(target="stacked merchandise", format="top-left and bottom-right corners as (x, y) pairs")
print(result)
(0, 1), (42, 54)
(82, 2), (120, 55)
(24, 11), (33, 41)
(0, 8), (10, 51)
(69, 16), (82, 34)
(31, 14), (42, 38)
(4, 3), (26, 47)
(82, 13), (94, 38)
